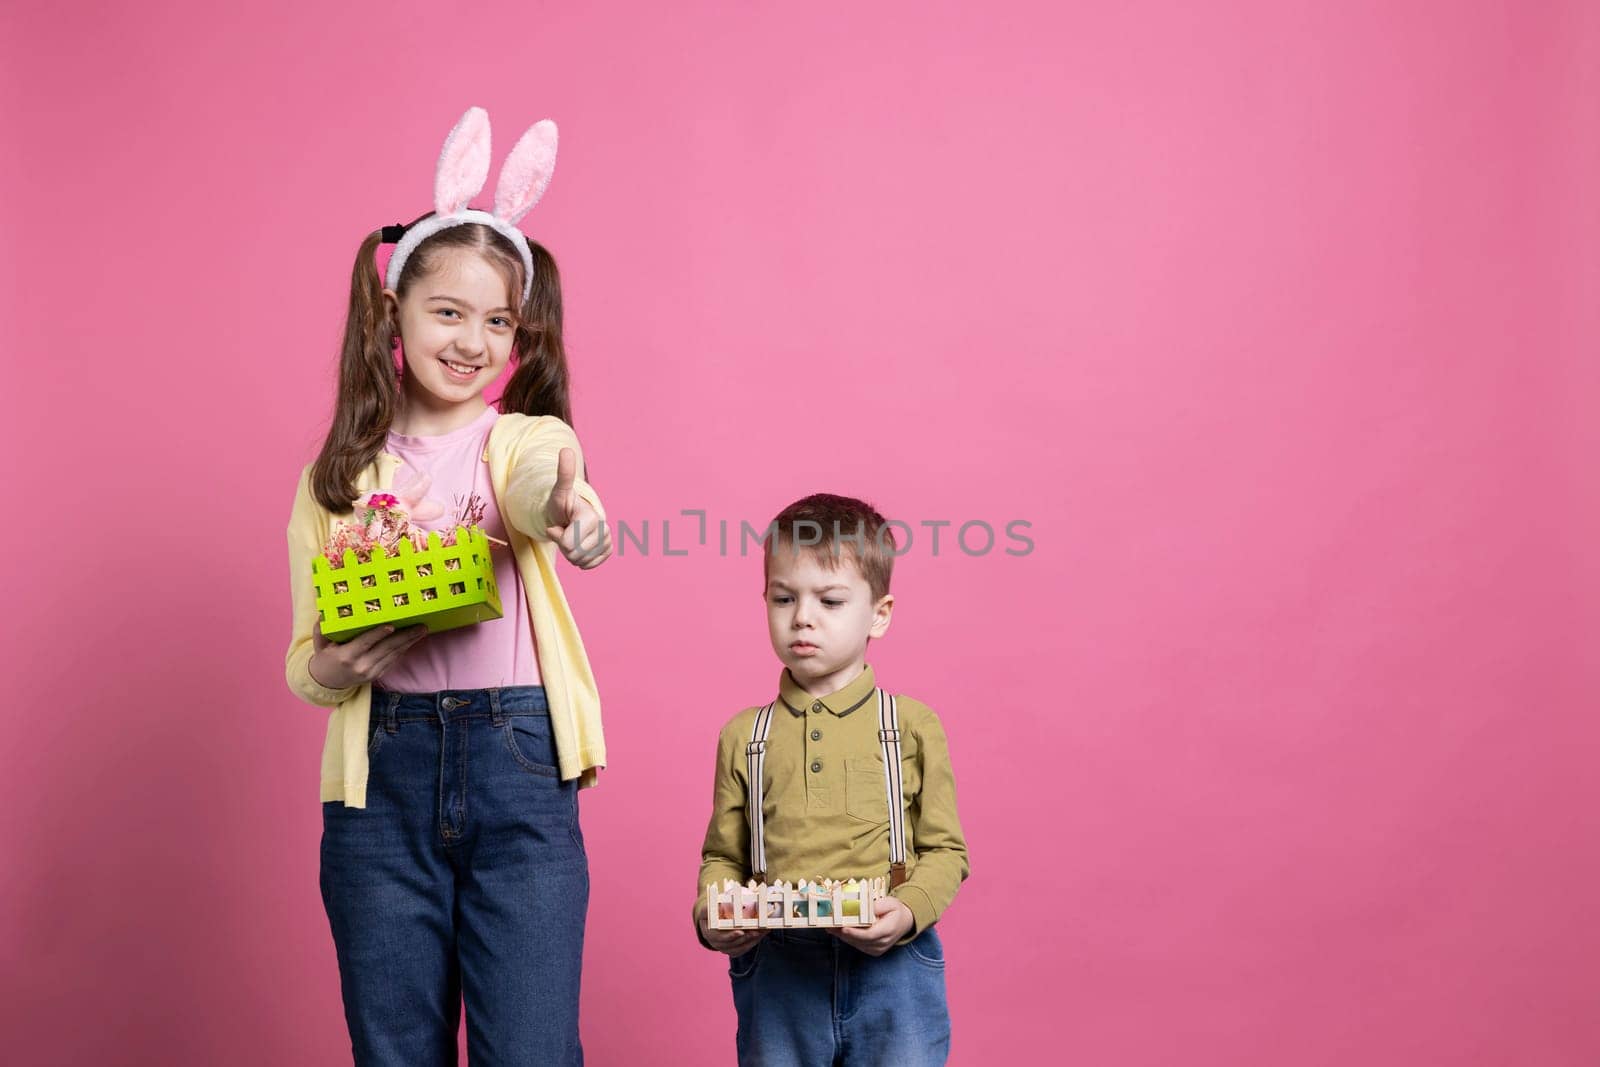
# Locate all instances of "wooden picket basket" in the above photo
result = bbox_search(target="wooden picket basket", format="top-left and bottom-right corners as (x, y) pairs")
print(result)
(311, 526), (502, 643)
(704, 878), (883, 930)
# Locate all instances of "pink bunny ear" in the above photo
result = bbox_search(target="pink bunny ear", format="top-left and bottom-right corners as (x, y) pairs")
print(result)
(435, 107), (492, 216)
(493, 120), (558, 224)
(393, 467), (446, 523)
(410, 498), (446, 523)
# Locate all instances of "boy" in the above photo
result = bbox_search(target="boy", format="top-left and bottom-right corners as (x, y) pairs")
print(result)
(695, 493), (970, 1066)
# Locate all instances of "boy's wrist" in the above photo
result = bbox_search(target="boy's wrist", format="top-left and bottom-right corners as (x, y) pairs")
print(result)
(889, 884), (937, 943)
(693, 912), (717, 951)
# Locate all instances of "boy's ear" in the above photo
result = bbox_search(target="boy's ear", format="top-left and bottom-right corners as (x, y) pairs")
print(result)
(869, 594), (895, 639)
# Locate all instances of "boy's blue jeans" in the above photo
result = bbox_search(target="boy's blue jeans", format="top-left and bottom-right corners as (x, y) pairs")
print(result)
(319, 685), (588, 1066)
(729, 926), (951, 1066)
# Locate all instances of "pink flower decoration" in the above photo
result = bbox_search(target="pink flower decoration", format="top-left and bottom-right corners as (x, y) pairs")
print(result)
(321, 462), (467, 570)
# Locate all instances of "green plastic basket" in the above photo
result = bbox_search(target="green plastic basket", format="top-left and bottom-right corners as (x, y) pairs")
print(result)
(312, 526), (503, 643)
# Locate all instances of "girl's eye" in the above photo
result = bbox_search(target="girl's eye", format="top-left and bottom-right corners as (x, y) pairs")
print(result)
(436, 309), (460, 320)
(822, 600), (843, 607)
(771, 595), (793, 604)
(490, 317), (512, 328)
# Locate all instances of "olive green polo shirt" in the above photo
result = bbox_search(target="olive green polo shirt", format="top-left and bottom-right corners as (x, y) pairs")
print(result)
(696, 664), (969, 943)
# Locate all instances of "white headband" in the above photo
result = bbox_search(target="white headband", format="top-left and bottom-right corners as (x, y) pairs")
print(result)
(385, 107), (558, 304)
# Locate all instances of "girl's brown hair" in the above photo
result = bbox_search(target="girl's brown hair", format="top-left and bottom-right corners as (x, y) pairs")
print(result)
(308, 216), (573, 511)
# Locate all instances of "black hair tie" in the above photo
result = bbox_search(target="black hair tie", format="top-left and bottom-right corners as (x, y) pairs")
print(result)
(380, 224), (408, 244)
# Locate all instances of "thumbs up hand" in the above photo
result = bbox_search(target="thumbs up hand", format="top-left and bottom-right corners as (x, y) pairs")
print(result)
(543, 447), (612, 569)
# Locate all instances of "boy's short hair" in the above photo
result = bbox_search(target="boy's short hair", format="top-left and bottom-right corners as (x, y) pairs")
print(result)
(764, 493), (895, 600)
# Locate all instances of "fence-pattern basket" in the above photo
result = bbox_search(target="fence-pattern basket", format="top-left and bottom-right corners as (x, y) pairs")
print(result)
(704, 879), (883, 929)
(312, 526), (502, 643)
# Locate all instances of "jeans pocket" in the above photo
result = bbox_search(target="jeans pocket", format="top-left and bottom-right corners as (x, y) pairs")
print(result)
(903, 928), (946, 969)
(504, 718), (560, 777)
(728, 941), (763, 980)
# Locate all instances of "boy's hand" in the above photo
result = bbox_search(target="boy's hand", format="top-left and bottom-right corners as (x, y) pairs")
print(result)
(698, 912), (767, 956)
(543, 447), (612, 569)
(829, 895), (914, 957)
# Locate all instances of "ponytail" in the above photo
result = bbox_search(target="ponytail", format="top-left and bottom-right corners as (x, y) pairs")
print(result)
(309, 229), (400, 511)
(500, 239), (574, 427)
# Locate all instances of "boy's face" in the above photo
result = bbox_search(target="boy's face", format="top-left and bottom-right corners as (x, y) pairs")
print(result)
(764, 544), (894, 696)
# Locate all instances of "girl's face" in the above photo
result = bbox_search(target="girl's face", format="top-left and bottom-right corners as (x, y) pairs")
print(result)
(386, 247), (519, 415)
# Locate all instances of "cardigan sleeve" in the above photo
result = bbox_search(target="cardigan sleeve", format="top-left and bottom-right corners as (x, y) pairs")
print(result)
(497, 416), (606, 543)
(285, 466), (360, 708)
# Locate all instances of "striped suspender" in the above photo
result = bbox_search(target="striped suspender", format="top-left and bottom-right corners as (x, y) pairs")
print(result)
(746, 702), (776, 882)
(746, 690), (908, 887)
(876, 689), (909, 887)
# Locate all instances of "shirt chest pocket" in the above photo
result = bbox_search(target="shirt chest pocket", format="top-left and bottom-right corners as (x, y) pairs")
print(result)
(845, 754), (919, 824)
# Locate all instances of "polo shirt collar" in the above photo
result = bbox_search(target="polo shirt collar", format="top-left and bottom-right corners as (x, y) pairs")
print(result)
(778, 663), (878, 718)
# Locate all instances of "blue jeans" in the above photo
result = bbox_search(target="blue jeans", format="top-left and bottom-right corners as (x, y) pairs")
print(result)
(729, 926), (951, 1066)
(320, 686), (588, 1066)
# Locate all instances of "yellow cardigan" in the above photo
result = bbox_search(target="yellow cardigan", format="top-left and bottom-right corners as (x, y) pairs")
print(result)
(285, 413), (607, 807)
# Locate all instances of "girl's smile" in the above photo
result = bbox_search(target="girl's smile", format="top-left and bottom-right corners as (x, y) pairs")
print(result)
(439, 357), (485, 381)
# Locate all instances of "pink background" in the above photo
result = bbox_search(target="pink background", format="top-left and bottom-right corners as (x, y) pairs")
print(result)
(4, 1), (1598, 1063)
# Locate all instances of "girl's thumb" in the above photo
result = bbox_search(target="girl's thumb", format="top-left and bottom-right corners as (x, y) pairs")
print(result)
(554, 447), (577, 491)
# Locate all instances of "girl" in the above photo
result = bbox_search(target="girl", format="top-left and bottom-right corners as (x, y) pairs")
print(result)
(284, 108), (612, 1066)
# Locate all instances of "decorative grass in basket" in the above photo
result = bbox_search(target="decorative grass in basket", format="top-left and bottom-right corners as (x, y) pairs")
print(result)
(312, 478), (505, 643)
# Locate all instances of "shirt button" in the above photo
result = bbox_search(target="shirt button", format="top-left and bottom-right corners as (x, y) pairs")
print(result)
(810, 760), (822, 773)
(811, 729), (822, 741)
(811, 702), (823, 714)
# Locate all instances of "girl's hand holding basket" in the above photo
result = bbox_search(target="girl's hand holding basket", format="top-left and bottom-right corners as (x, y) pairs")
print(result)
(308, 618), (429, 690)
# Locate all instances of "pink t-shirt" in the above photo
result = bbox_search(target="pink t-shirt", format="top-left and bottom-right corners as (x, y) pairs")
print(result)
(378, 406), (541, 692)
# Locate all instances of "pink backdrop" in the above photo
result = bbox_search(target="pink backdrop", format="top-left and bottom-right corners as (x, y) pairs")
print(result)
(4, 1), (1598, 1063)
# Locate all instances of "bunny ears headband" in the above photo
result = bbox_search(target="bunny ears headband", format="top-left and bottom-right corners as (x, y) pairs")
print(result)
(383, 106), (558, 303)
